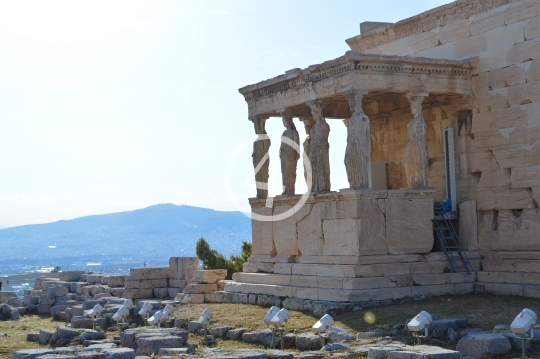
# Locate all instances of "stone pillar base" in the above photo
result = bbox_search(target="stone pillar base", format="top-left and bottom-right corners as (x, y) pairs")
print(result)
(232, 189), (483, 302)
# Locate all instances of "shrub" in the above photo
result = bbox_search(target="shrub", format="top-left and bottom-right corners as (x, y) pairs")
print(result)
(195, 237), (252, 279)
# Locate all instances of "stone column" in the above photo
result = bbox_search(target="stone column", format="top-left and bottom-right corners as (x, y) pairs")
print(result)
(344, 91), (370, 189)
(300, 117), (314, 185)
(307, 100), (331, 193)
(250, 115), (271, 198)
(404, 92), (429, 189)
(279, 111), (300, 196)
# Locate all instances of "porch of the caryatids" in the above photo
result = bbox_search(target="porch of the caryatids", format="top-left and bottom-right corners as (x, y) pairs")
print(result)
(404, 92), (429, 189)
(344, 90), (371, 189)
(307, 100), (331, 193)
(300, 117), (314, 185)
(279, 111), (300, 196)
(250, 115), (271, 198)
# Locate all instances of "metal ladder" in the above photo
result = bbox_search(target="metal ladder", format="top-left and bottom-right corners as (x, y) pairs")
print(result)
(433, 199), (473, 273)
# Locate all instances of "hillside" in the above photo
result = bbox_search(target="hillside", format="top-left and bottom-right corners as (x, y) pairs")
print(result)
(0, 204), (251, 274)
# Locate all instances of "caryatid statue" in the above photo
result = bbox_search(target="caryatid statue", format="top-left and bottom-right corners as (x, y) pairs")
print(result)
(279, 114), (300, 196)
(251, 115), (271, 198)
(344, 91), (371, 189)
(404, 93), (429, 188)
(307, 101), (331, 193)
(300, 117), (314, 184)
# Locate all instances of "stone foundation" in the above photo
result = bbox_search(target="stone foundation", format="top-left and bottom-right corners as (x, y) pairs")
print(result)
(250, 189), (435, 259)
(223, 189), (481, 302)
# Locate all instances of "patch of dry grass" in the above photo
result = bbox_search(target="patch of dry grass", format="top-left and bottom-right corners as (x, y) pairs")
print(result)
(174, 294), (540, 336)
(333, 292), (540, 333)
(173, 303), (320, 333)
(172, 294), (540, 359)
(0, 315), (58, 356)
(5, 294), (540, 358)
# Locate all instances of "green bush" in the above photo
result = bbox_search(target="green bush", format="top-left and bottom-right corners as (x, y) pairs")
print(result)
(196, 237), (252, 279)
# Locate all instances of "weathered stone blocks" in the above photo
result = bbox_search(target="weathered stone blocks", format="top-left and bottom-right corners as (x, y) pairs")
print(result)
(251, 206), (275, 256)
(386, 219), (433, 254)
(272, 204), (299, 256)
(192, 269), (227, 283)
(122, 289), (154, 300)
(169, 257), (198, 280)
(129, 267), (169, 280)
(0, 291), (17, 303)
(137, 336), (183, 356)
(456, 333), (511, 358)
(124, 279), (168, 289)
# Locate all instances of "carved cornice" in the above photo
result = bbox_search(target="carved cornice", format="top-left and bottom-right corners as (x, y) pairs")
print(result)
(239, 51), (474, 102)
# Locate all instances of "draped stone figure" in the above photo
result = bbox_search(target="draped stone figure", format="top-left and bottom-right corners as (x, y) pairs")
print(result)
(301, 117), (314, 184)
(279, 116), (300, 196)
(251, 116), (271, 198)
(344, 91), (371, 189)
(404, 93), (429, 188)
(307, 101), (331, 192)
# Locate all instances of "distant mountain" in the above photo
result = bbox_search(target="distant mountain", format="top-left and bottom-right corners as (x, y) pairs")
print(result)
(0, 204), (252, 273)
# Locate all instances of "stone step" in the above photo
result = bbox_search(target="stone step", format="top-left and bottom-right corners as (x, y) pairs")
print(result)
(482, 259), (540, 273)
(266, 259), (480, 277)
(232, 272), (476, 290)
(476, 282), (540, 298)
(223, 281), (474, 302)
(249, 251), (480, 266)
(477, 271), (540, 285)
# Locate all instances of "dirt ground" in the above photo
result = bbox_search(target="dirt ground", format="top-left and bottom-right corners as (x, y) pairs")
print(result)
(3, 293), (540, 358)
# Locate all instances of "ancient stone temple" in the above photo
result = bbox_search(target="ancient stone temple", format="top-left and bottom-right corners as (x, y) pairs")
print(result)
(223, 0), (540, 304)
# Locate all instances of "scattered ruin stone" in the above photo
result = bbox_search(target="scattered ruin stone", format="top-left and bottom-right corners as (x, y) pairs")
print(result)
(39, 329), (55, 345)
(328, 326), (355, 342)
(227, 327), (246, 340)
(202, 348), (269, 359)
(9, 348), (56, 359)
(430, 318), (468, 338)
(33, 355), (74, 359)
(209, 326), (231, 338)
(242, 331), (261, 344)
(10, 310), (20, 321)
(323, 343), (351, 351)
(0, 291), (17, 304)
(387, 345), (461, 359)
(456, 333), (511, 358)
(295, 333), (325, 351)
(26, 333), (39, 342)
(257, 329), (278, 347)
(192, 269), (227, 284)
(136, 336), (184, 356)
(187, 321), (202, 333)
(47, 285), (69, 297)
(447, 327), (458, 343)
(7, 297), (22, 307)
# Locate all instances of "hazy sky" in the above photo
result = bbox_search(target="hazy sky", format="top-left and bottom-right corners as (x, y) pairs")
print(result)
(0, 0), (450, 227)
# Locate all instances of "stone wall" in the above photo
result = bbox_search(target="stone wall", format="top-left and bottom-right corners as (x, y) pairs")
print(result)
(249, 190), (434, 263)
(346, 0), (540, 291)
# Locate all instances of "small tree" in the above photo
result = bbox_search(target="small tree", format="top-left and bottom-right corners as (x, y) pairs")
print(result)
(195, 237), (252, 279)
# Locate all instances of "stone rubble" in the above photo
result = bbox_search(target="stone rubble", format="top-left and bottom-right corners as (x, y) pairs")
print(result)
(10, 305), (530, 359)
